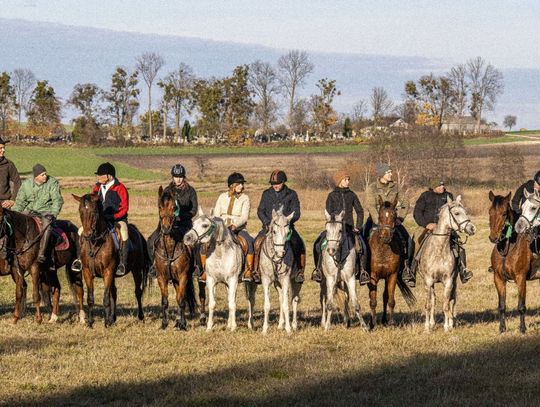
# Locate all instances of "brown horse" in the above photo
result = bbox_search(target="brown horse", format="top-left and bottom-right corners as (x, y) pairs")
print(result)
(153, 186), (197, 330)
(488, 191), (536, 333)
(73, 193), (148, 327)
(0, 208), (81, 323)
(367, 196), (416, 329)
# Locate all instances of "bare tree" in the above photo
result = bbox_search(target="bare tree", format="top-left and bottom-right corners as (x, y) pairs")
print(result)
(448, 64), (468, 131)
(466, 57), (504, 133)
(277, 50), (314, 132)
(12, 68), (36, 140)
(136, 52), (165, 138)
(370, 87), (393, 124)
(249, 60), (279, 133)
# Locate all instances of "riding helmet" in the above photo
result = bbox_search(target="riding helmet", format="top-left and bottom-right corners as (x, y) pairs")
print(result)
(269, 169), (287, 185)
(171, 164), (186, 178)
(95, 162), (116, 177)
(228, 172), (246, 187)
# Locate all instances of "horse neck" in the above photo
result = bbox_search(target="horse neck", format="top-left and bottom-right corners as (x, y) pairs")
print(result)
(7, 211), (35, 243)
(433, 206), (452, 236)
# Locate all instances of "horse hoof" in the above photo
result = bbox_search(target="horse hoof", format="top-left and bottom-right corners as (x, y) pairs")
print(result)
(161, 322), (168, 330)
(86, 322), (94, 329)
(12, 317), (19, 325)
(48, 314), (59, 324)
(199, 317), (207, 327)
(79, 311), (86, 324)
(36, 317), (43, 324)
(175, 321), (187, 331)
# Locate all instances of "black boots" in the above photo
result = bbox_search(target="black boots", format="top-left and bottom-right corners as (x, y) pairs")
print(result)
(116, 242), (129, 277)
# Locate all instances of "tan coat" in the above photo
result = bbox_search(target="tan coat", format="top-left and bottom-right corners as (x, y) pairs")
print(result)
(213, 192), (250, 230)
(365, 179), (409, 221)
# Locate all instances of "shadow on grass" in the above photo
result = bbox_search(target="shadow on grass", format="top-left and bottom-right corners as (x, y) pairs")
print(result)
(7, 334), (540, 406)
(0, 337), (51, 356)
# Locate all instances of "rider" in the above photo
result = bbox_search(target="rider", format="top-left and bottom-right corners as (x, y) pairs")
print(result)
(0, 137), (21, 262)
(213, 172), (257, 283)
(412, 179), (473, 284)
(255, 170), (305, 283)
(71, 162), (129, 276)
(147, 164), (198, 276)
(364, 163), (415, 286)
(13, 164), (63, 263)
(311, 170), (369, 284)
(512, 170), (540, 215)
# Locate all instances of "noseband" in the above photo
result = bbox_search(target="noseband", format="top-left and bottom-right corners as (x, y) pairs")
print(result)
(190, 218), (217, 244)
(448, 204), (472, 233)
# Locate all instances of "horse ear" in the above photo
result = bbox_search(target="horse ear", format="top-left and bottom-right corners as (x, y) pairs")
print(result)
(286, 211), (295, 222)
(278, 205), (284, 214)
(504, 191), (512, 201)
(446, 195), (453, 204)
(272, 208), (278, 219)
(210, 207), (215, 217)
(337, 210), (345, 222)
(158, 186), (163, 197)
(488, 190), (495, 202)
(72, 194), (82, 202)
(455, 195), (462, 204)
(198, 206), (204, 216)
(377, 195), (383, 207)
(324, 209), (331, 222)
(524, 189), (532, 199)
(392, 194), (399, 208)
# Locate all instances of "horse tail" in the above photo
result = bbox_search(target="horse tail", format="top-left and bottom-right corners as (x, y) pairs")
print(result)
(186, 269), (196, 316)
(397, 274), (416, 308)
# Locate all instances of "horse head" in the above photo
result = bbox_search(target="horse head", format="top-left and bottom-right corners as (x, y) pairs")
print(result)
(445, 195), (476, 236)
(73, 193), (102, 238)
(325, 209), (344, 257)
(183, 207), (216, 247)
(488, 191), (513, 243)
(515, 189), (540, 234)
(377, 195), (397, 244)
(158, 186), (177, 235)
(269, 206), (294, 259)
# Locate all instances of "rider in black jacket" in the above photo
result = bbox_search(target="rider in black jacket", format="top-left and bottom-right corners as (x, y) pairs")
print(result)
(512, 170), (540, 215)
(254, 170), (305, 283)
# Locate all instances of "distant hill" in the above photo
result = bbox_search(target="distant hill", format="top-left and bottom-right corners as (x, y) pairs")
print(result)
(1, 18), (538, 128)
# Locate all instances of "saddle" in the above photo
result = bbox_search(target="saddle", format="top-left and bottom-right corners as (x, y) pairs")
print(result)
(111, 223), (133, 252)
(32, 216), (70, 251)
(231, 233), (249, 256)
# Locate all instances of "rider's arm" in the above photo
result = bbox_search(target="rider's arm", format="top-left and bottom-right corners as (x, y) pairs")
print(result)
(511, 182), (527, 214)
(289, 190), (301, 223)
(236, 195), (250, 229)
(364, 183), (378, 221)
(49, 178), (63, 217)
(396, 189), (410, 221)
(13, 180), (29, 213)
(257, 191), (270, 227)
(113, 184), (129, 220)
(188, 187), (198, 219)
(8, 162), (21, 200)
(353, 193), (364, 229)
(413, 192), (428, 227)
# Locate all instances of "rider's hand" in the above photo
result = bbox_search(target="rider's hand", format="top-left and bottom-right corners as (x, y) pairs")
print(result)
(395, 219), (402, 226)
(1, 200), (15, 209)
(353, 227), (360, 234)
(426, 223), (436, 230)
(229, 225), (237, 231)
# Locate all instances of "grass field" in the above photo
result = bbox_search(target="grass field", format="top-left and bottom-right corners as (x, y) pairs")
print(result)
(0, 148), (539, 406)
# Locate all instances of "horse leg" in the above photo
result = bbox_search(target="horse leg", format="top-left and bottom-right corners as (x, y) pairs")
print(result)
(320, 276), (327, 328)
(102, 271), (114, 328)
(449, 279), (458, 330)
(133, 266), (144, 321)
(494, 272), (506, 333)
(198, 280), (207, 327)
(83, 269), (95, 328)
(424, 280), (436, 331)
(291, 282), (301, 332)
(262, 278), (271, 335)
(386, 272), (397, 326)
(443, 279), (454, 332)
(48, 270), (61, 323)
(12, 271), (24, 324)
(324, 275), (336, 331)
(157, 274), (169, 329)
(110, 280), (117, 323)
(227, 276), (238, 332)
(245, 281), (256, 330)
(30, 264), (42, 324)
(281, 277), (291, 334)
(382, 279), (389, 325)
(516, 274), (527, 334)
(368, 282), (377, 330)
(347, 274), (367, 330)
(175, 272), (188, 331)
(206, 276), (216, 331)
(276, 282), (285, 330)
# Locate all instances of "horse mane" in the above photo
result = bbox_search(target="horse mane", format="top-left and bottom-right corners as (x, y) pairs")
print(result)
(380, 201), (394, 209)
(159, 188), (175, 207)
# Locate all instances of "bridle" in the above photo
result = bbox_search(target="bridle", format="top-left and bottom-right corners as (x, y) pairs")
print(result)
(447, 204), (473, 234)
(190, 216), (218, 244)
(517, 195), (540, 230)
(325, 219), (349, 268)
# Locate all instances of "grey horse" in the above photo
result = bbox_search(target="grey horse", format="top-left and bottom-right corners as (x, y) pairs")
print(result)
(259, 207), (302, 334)
(416, 195), (476, 332)
(320, 210), (367, 331)
(515, 189), (540, 233)
(183, 207), (257, 331)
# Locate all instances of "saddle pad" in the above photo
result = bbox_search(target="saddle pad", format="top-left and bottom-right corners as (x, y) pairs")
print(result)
(110, 228), (134, 252)
(32, 216), (70, 251)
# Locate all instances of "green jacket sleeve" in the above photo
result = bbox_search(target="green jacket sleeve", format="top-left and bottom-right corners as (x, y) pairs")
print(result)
(13, 180), (30, 213)
(48, 178), (63, 217)
(396, 189), (410, 220)
(365, 183), (379, 221)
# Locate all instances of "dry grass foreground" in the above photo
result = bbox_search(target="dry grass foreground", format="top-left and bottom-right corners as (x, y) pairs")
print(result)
(1, 180), (540, 406)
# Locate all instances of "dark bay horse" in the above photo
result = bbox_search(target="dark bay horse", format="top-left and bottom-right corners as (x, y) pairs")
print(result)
(73, 193), (148, 327)
(488, 191), (537, 333)
(367, 196), (416, 329)
(0, 207), (81, 323)
(154, 186), (196, 330)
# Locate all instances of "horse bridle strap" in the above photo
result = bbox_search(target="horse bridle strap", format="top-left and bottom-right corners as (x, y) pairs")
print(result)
(448, 205), (472, 232)
(192, 219), (218, 244)
(517, 196), (540, 228)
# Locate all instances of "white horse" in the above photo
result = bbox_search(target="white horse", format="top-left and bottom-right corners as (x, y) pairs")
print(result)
(515, 189), (540, 233)
(183, 208), (256, 331)
(416, 195), (476, 332)
(320, 210), (367, 331)
(259, 208), (302, 334)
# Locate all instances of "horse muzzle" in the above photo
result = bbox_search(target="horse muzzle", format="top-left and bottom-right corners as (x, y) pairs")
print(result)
(464, 223), (476, 236)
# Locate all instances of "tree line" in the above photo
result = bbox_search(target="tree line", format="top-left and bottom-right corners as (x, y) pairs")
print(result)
(0, 52), (508, 144)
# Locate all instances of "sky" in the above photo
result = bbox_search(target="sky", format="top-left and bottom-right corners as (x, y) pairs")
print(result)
(1, 0), (539, 69)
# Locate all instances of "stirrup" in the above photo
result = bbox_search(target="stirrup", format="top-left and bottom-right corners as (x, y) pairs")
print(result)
(311, 268), (322, 283)
(295, 270), (305, 283)
(241, 271), (253, 283)
(115, 263), (128, 277)
(148, 264), (157, 278)
(460, 269), (473, 284)
(71, 258), (82, 272)
(359, 270), (370, 285)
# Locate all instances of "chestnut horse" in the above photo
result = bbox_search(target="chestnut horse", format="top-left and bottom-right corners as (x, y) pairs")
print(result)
(153, 186), (197, 330)
(488, 191), (538, 333)
(73, 193), (148, 327)
(367, 196), (416, 329)
(0, 207), (81, 323)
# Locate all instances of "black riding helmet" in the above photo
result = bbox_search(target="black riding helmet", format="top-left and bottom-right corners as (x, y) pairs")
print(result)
(228, 172), (246, 187)
(171, 164), (186, 178)
(269, 170), (287, 185)
(95, 162), (116, 177)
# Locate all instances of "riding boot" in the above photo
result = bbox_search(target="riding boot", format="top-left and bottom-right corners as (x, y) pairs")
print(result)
(71, 238), (82, 272)
(311, 242), (322, 283)
(116, 241), (129, 277)
(400, 235), (416, 288)
(530, 254), (540, 280)
(37, 216), (53, 263)
(242, 253), (256, 282)
(358, 253), (370, 285)
(458, 248), (473, 284)
(147, 229), (158, 278)
(295, 253), (306, 283)
(199, 252), (207, 283)
(253, 235), (265, 285)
